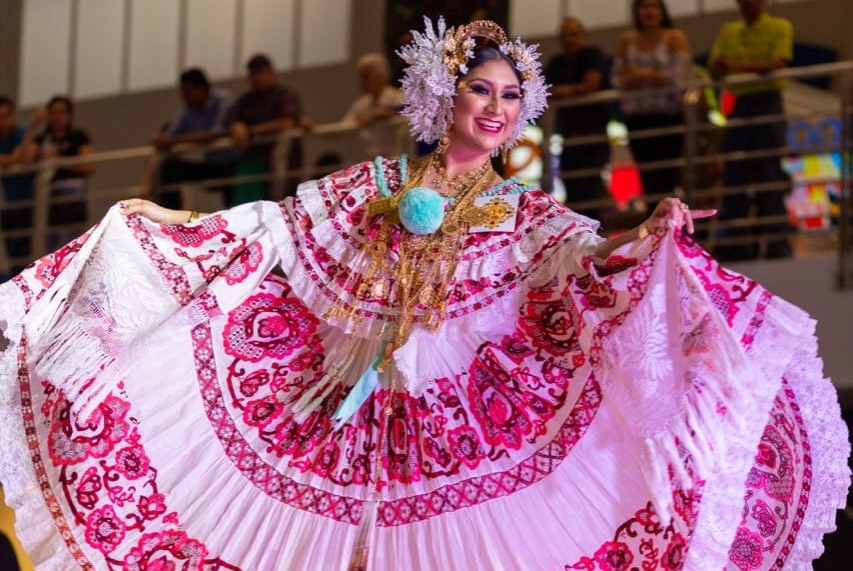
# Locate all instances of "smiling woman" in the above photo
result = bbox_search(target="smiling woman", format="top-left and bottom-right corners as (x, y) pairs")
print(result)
(0, 16), (848, 571)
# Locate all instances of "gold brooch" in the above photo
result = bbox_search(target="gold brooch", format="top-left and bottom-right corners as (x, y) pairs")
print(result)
(461, 196), (515, 229)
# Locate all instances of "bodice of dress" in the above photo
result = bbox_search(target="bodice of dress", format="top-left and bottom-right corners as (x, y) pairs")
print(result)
(280, 156), (604, 339)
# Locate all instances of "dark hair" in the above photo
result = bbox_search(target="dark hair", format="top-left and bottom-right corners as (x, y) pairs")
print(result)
(0, 95), (14, 112)
(632, 0), (675, 30)
(47, 95), (73, 115)
(246, 53), (273, 71)
(180, 67), (210, 89)
(465, 45), (522, 84)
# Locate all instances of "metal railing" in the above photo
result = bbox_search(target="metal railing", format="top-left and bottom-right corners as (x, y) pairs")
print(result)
(545, 60), (852, 285)
(0, 118), (414, 274)
(1, 61), (851, 287)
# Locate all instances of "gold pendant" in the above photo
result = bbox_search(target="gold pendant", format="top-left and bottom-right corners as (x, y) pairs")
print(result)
(461, 197), (514, 229)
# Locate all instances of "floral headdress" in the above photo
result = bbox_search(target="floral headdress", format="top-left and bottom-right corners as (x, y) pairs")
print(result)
(397, 17), (549, 152)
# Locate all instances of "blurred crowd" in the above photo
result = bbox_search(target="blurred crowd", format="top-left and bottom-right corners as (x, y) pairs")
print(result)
(0, 0), (799, 278)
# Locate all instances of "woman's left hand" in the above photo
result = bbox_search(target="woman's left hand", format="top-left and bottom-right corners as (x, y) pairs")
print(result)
(120, 198), (189, 225)
(644, 197), (716, 236)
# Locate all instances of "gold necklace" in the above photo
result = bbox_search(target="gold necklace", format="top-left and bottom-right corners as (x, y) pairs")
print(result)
(351, 157), (497, 361)
(389, 162), (495, 350)
(429, 153), (492, 197)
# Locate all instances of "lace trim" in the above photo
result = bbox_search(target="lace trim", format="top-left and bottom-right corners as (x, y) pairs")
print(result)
(0, 284), (80, 570)
(775, 318), (851, 568)
(685, 293), (850, 568)
(24, 209), (182, 421)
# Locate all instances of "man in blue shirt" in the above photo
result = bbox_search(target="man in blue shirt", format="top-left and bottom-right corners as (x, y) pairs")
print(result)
(151, 68), (235, 209)
(0, 96), (35, 277)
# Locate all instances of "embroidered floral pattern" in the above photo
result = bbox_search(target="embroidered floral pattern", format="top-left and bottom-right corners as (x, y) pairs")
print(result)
(564, 501), (693, 571)
(162, 215), (229, 248)
(32, 227), (94, 289)
(723, 385), (812, 571)
(6, 157), (822, 570)
(223, 292), (321, 363)
(85, 505), (126, 554)
(47, 394), (132, 466)
(223, 242), (263, 285)
(124, 530), (208, 570)
(19, 375), (242, 569)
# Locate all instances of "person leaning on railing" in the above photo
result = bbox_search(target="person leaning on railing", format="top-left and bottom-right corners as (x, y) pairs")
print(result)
(544, 16), (612, 219)
(0, 95), (35, 276)
(17, 95), (95, 251)
(341, 52), (405, 159)
(709, 0), (794, 261)
(612, 0), (692, 206)
(225, 53), (313, 205)
(148, 67), (236, 210)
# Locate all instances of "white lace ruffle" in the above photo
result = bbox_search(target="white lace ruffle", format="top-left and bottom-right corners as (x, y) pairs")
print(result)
(775, 322), (851, 569)
(683, 295), (822, 570)
(0, 283), (78, 570)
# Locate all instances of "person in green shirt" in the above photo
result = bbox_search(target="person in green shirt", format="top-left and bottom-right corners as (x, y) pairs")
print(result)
(709, 0), (793, 260)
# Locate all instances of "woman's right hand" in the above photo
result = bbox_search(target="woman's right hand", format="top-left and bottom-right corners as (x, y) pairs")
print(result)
(120, 198), (189, 225)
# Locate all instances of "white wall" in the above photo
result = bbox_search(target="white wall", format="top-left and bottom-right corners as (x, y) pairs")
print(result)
(17, 0), (353, 107)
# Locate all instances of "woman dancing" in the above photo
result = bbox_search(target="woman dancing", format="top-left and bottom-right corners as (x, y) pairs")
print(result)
(0, 17), (848, 571)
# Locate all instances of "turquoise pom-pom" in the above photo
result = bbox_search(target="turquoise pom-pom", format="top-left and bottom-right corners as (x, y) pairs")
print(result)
(398, 186), (447, 235)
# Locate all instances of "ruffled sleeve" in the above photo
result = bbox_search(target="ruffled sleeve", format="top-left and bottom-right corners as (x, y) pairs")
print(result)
(19, 200), (289, 420)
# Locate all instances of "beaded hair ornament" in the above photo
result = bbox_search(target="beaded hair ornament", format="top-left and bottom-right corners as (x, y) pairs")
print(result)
(397, 17), (549, 152)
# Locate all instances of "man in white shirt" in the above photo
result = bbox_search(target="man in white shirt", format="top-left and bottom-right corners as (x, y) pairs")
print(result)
(342, 53), (405, 158)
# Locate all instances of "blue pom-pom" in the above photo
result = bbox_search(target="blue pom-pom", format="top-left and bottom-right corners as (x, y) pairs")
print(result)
(398, 186), (447, 235)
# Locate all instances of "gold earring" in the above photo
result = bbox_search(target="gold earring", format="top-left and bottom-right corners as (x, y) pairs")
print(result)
(436, 134), (450, 156)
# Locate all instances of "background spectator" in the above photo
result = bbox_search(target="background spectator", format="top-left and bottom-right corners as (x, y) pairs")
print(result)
(544, 17), (611, 219)
(709, 0), (793, 260)
(613, 0), (692, 203)
(226, 53), (308, 204)
(0, 96), (34, 275)
(342, 52), (404, 158)
(19, 95), (95, 249)
(149, 68), (235, 209)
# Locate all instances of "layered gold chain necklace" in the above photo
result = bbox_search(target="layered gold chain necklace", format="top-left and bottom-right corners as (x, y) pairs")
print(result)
(429, 152), (493, 196)
(360, 155), (496, 354)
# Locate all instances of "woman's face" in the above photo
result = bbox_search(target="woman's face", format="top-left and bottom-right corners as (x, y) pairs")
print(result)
(47, 101), (71, 132)
(449, 58), (521, 157)
(636, 0), (664, 30)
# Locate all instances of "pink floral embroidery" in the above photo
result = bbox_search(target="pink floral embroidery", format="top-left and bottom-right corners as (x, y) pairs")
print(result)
(593, 541), (634, 571)
(447, 425), (486, 469)
(728, 528), (765, 571)
(47, 395), (132, 466)
(115, 444), (151, 480)
(518, 285), (582, 356)
(746, 425), (794, 502)
(124, 530), (208, 571)
(750, 500), (778, 538)
(223, 242), (263, 285)
(161, 215), (229, 248)
(660, 532), (687, 570)
(75, 466), (104, 510)
(466, 350), (541, 450)
(85, 504), (127, 554)
(223, 292), (319, 363)
(138, 494), (168, 522)
(32, 228), (92, 288)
